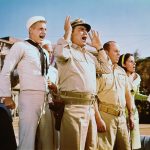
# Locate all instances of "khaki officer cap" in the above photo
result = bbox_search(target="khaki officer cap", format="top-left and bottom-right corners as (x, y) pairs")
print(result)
(71, 18), (91, 32)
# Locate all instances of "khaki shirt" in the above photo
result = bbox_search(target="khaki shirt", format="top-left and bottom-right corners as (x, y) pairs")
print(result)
(54, 38), (112, 94)
(97, 65), (129, 107)
(0, 41), (50, 97)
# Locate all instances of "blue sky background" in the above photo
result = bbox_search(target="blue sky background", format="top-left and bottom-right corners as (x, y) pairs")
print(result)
(0, 0), (150, 58)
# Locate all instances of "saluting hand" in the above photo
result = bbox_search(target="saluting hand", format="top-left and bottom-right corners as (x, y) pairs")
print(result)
(64, 16), (72, 42)
(87, 30), (103, 50)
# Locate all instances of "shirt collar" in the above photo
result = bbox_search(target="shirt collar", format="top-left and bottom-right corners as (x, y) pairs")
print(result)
(113, 64), (120, 70)
(71, 43), (87, 53)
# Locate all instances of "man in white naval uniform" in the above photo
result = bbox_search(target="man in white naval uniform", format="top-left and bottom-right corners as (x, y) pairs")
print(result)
(0, 16), (53, 150)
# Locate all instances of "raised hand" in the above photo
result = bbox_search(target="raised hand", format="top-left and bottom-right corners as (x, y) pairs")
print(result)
(87, 30), (103, 50)
(64, 16), (72, 42)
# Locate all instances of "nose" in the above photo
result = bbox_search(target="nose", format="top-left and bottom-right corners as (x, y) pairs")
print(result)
(42, 28), (47, 34)
(43, 29), (47, 34)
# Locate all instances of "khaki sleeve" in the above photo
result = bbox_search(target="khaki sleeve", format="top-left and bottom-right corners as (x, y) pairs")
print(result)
(95, 50), (112, 74)
(54, 38), (72, 61)
(96, 78), (100, 94)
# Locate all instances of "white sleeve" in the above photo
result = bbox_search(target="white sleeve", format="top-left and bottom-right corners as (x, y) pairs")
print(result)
(0, 42), (24, 96)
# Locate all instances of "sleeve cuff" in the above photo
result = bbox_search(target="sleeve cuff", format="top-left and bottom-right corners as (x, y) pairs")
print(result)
(57, 38), (72, 48)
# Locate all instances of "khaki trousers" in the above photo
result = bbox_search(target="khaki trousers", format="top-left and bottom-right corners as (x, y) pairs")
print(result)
(60, 105), (97, 150)
(35, 102), (55, 150)
(97, 111), (131, 150)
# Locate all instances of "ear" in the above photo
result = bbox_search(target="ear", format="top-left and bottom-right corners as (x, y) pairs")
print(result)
(29, 27), (31, 31)
(29, 28), (32, 34)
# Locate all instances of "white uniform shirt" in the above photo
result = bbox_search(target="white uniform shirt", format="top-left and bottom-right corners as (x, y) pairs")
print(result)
(0, 41), (49, 97)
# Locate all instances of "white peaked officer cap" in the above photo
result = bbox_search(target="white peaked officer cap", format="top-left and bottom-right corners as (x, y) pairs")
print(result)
(26, 16), (46, 30)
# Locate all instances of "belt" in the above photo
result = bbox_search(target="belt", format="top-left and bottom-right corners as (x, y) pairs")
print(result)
(60, 91), (95, 99)
(60, 91), (96, 105)
(99, 104), (124, 117)
(63, 99), (95, 105)
(96, 73), (101, 78)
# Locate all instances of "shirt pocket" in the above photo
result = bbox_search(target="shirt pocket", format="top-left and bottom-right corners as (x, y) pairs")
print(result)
(71, 51), (96, 74)
(100, 74), (113, 90)
(72, 53), (86, 62)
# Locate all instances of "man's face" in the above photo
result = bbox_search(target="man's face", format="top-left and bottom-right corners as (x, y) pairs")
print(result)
(107, 43), (120, 64)
(29, 21), (47, 44)
(71, 25), (88, 48)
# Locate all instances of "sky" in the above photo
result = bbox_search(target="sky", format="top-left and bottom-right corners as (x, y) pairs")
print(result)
(0, 0), (150, 58)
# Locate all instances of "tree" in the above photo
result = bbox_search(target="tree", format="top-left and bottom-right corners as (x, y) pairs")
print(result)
(133, 49), (140, 61)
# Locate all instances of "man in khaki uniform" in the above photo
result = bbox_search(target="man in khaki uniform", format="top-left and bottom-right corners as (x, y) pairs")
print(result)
(54, 16), (112, 150)
(96, 41), (134, 150)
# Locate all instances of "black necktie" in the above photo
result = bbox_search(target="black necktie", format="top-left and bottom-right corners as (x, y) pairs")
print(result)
(26, 39), (48, 76)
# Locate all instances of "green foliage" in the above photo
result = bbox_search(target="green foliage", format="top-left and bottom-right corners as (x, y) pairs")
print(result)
(136, 57), (150, 95)
(135, 57), (150, 123)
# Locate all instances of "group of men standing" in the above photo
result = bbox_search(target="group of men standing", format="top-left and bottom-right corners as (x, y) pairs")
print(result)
(0, 15), (134, 150)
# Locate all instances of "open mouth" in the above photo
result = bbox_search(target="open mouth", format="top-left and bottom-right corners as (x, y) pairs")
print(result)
(39, 35), (45, 40)
(82, 36), (87, 42)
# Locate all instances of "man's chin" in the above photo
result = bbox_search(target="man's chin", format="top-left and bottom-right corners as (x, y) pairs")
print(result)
(81, 42), (86, 47)
(38, 39), (45, 44)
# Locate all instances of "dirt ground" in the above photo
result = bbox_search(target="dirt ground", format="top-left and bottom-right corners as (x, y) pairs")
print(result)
(13, 116), (150, 146)
(140, 124), (150, 135)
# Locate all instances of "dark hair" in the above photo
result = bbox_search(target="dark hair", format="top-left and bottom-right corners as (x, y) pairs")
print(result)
(103, 41), (116, 51)
(118, 53), (133, 71)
